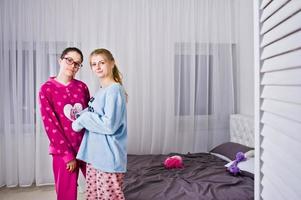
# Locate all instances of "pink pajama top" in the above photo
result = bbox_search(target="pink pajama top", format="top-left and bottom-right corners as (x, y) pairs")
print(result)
(39, 77), (90, 163)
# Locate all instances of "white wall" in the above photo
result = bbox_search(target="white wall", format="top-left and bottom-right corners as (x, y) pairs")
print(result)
(235, 0), (254, 116)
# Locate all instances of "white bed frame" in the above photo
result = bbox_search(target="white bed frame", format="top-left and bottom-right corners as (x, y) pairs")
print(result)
(230, 114), (254, 148)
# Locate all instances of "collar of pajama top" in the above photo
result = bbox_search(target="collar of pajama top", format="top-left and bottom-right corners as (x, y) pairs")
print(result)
(39, 77), (90, 162)
(74, 83), (127, 173)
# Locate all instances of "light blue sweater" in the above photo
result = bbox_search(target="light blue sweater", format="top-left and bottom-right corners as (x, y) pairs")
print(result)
(72, 83), (127, 173)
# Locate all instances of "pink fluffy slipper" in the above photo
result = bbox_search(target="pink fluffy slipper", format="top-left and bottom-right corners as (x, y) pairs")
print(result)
(164, 155), (184, 169)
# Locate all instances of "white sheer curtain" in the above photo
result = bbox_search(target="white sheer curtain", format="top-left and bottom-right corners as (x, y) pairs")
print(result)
(0, 0), (236, 187)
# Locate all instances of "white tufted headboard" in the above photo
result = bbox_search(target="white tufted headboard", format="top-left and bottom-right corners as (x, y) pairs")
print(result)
(230, 114), (254, 148)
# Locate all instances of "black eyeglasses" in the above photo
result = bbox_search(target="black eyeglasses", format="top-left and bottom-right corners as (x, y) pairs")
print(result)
(63, 57), (83, 69)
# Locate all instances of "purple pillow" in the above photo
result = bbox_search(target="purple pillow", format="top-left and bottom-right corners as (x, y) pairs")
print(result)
(210, 142), (254, 161)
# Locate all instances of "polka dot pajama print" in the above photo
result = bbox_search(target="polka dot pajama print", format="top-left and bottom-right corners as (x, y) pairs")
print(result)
(86, 163), (125, 200)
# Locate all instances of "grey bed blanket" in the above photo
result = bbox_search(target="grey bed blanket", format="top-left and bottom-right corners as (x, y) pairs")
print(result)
(123, 153), (254, 200)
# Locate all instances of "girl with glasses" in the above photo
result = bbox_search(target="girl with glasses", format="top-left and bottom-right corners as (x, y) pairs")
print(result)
(39, 47), (90, 200)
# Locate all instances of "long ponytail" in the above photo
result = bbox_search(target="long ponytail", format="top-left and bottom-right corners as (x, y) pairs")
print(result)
(112, 64), (124, 85)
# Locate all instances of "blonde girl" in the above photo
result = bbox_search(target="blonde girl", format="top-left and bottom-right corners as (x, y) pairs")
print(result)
(72, 48), (127, 200)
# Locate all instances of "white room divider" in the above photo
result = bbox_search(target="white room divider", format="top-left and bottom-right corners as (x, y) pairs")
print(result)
(254, 0), (301, 199)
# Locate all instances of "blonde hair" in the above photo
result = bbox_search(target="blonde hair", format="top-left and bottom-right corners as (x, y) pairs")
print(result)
(89, 48), (124, 85)
(90, 48), (128, 100)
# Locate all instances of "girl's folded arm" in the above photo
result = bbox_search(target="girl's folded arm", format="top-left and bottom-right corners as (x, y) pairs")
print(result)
(74, 91), (124, 135)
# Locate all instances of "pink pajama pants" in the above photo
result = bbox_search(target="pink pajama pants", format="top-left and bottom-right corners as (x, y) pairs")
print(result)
(86, 163), (125, 200)
(52, 155), (86, 200)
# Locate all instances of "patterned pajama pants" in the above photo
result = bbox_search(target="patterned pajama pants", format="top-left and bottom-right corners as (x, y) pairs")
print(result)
(86, 163), (125, 200)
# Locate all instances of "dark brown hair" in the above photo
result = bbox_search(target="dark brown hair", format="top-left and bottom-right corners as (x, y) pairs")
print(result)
(60, 47), (83, 63)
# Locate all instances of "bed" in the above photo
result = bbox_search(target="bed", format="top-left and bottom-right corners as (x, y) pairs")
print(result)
(123, 114), (254, 200)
